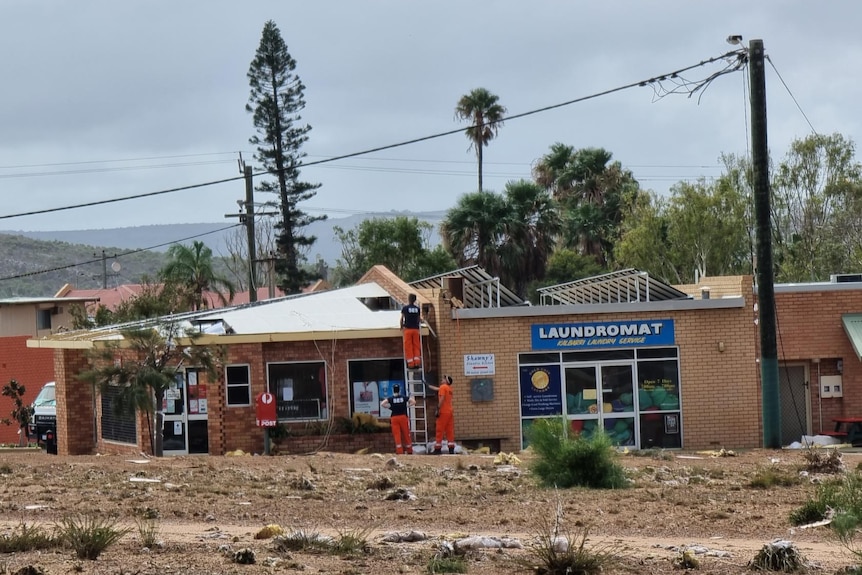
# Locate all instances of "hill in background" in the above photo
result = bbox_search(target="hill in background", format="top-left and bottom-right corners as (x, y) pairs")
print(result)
(0, 210), (445, 297)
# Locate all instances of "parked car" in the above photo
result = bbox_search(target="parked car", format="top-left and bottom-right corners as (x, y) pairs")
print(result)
(29, 382), (57, 454)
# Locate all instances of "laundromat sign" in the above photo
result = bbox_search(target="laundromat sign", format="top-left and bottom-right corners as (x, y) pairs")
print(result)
(531, 319), (675, 350)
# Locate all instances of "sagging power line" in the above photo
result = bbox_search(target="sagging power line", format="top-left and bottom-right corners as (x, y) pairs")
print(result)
(0, 47), (748, 224)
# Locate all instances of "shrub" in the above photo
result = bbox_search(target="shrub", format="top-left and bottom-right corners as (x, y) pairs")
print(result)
(527, 418), (628, 489)
(520, 499), (616, 575)
(134, 516), (160, 548)
(802, 448), (843, 474)
(0, 522), (58, 553)
(56, 514), (131, 560)
(749, 467), (802, 489)
(426, 556), (467, 573)
(748, 540), (807, 572)
(271, 528), (332, 553)
(332, 526), (373, 555)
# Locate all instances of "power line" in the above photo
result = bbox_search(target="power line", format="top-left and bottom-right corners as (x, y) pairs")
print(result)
(0, 48), (745, 223)
(0, 174), (245, 221)
(765, 55), (818, 135)
(0, 159), (235, 180)
(0, 224), (242, 282)
(0, 151), (240, 170)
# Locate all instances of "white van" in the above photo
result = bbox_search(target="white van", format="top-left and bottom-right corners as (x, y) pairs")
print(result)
(29, 382), (57, 454)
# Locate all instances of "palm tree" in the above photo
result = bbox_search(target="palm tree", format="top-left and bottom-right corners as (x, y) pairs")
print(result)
(160, 241), (236, 311)
(532, 145), (640, 267)
(455, 88), (507, 192)
(498, 180), (561, 297)
(441, 190), (507, 275)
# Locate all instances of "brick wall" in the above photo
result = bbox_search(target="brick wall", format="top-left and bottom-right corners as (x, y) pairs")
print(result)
(215, 337), (422, 455)
(773, 290), (862, 432)
(55, 348), (95, 455)
(0, 337), (54, 445)
(429, 290), (761, 452)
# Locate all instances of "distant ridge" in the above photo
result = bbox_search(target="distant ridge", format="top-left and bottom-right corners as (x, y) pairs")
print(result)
(1, 209), (446, 263)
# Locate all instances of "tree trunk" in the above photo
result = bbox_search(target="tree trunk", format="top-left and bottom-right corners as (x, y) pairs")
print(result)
(477, 139), (484, 192)
(154, 391), (165, 457)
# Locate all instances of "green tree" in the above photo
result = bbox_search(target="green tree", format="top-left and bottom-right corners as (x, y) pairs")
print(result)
(247, 20), (324, 294)
(331, 217), (455, 286)
(615, 178), (750, 284)
(614, 192), (676, 282)
(498, 180), (561, 297)
(78, 322), (217, 457)
(442, 181), (560, 298)
(771, 133), (862, 281)
(160, 242), (235, 311)
(441, 190), (507, 276)
(533, 145), (640, 267)
(665, 178), (750, 282)
(527, 248), (606, 304)
(455, 88), (507, 192)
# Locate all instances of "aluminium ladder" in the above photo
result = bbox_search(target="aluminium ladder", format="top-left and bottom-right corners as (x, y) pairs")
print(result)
(406, 330), (428, 446)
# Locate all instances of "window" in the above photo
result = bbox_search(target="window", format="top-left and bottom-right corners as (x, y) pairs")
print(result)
(267, 362), (327, 421)
(100, 386), (137, 444)
(36, 309), (51, 330)
(225, 365), (251, 407)
(347, 358), (404, 417)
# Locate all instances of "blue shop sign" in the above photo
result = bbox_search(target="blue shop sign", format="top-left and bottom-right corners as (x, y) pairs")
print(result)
(531, 319), (675, 350)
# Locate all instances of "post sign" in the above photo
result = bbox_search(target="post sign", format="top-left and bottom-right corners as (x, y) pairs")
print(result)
(255, 392), (277, 427)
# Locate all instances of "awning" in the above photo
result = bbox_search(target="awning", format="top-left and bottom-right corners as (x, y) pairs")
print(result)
(842, 313), (862, 360)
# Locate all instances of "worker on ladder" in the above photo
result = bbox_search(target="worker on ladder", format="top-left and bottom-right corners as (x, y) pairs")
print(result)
(400, 293), (422, 369)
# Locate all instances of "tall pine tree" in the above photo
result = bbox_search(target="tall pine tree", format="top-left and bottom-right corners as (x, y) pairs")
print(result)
(246, 20), (324, 294)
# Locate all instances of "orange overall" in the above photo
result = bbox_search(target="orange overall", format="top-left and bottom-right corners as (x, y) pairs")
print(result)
(434, 381), (455, 453)
(401, 301), (422, 369)
(386, 394), (413, 455)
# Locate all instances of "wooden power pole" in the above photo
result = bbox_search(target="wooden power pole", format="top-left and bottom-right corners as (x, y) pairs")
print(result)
(750, 38), (780, 448)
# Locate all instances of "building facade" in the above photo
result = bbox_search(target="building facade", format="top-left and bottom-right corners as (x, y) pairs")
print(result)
(27, 268), (862, 456)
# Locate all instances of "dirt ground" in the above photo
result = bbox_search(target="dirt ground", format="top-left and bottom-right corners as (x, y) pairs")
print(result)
(0, 447), (858, 574)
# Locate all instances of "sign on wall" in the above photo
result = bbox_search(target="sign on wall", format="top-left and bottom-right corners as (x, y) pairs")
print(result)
(519, 365), (562, 417)
(464, 353), (495, 376)
(531, 319), (675, 350)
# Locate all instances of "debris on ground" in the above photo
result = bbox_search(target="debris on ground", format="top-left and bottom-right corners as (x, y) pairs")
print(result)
(493, 452), (522, 466)
(254, 524), (285, 539)
(384, 487), (416, 501)
(381, 530), (428, 543)
(454, 535), (523, 551)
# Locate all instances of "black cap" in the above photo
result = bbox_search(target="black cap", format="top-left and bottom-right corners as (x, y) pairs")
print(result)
(393, 384), (401, 393)
(444, 375), (453, 385)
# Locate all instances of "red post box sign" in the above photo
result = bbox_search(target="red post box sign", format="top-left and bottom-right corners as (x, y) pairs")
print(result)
(255, 392), (277, 427)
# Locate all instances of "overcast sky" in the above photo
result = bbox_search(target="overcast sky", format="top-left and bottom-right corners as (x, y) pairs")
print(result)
(1, 1), (860, 235)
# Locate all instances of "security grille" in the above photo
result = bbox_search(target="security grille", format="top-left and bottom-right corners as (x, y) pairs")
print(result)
(101, 386), (137, 444)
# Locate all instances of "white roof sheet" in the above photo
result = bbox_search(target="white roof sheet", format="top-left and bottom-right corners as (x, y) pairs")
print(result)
(194, 282), (400, 335)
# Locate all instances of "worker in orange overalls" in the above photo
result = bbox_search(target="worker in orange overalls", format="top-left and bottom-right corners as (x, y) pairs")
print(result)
(381, 384), (415, 455)
(428, 375), (455, 454)
(400, 294), (422, 369)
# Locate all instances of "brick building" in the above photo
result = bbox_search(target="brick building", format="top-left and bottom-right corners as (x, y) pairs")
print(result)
(26, 267), (862, 455)
(0, 296), (95, 444)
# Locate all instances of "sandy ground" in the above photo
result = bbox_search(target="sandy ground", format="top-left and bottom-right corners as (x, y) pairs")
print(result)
(0, 447), (858, 574)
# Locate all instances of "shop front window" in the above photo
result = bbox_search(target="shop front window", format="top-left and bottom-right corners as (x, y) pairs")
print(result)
(637, 359), (682, 448)
(267, 362), (328, 421)
(348, 358), (404, 417)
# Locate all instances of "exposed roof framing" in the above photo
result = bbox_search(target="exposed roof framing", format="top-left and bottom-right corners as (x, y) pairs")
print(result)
(537, 269), (691, 306)
(409, 265), (523, 308)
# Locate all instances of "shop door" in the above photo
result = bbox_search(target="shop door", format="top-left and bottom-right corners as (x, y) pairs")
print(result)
(162, 369), (209, 455)
(779, 364), (810, 446)
(564, 363), (637, 447)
